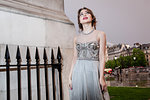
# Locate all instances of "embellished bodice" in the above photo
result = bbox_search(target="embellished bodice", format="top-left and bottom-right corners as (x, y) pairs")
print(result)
(76, 41), (100, 61)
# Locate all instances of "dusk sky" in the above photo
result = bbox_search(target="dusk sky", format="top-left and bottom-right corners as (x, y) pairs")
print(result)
(64, 0), (150, 46)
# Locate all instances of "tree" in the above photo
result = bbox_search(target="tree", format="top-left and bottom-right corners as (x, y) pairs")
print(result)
(132, 48), (147, 67)
(105, 60), (116, 69)
(118, 55), (125, 68)
(124, 56), (133, 68)
(105, 48), (148, 69)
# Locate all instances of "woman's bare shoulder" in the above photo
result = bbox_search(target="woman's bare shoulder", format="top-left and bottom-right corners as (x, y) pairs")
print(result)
(95, 30), (106, 42)
(95, 30), (106, 36)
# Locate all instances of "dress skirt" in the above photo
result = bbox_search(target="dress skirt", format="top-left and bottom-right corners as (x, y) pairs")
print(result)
(69, 59), (104, 100)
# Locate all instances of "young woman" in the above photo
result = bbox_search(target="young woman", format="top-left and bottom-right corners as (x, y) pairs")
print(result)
(68, 7), (109, 100)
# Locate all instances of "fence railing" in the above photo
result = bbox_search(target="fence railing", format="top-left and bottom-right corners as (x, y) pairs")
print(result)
(0, 45), (63, 100)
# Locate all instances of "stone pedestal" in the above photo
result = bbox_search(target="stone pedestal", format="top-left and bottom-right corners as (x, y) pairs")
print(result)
(0, 0), (75, 100)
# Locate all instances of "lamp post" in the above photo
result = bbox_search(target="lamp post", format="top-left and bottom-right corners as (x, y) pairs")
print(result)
(133, 56), (136, 67)
(114, 56), (119, 80)
(145, 47), (149, 66)
(114, 56), (117, 67)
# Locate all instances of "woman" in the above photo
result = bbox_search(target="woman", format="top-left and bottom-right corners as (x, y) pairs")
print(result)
(68, 7), (109, 100)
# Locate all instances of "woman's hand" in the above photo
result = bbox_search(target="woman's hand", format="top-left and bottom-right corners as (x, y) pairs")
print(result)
(99, 78), (107, 92)
(68, 76), (73, 90)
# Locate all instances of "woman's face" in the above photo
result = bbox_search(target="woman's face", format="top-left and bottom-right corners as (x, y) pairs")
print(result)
(79, 9), (92, 24)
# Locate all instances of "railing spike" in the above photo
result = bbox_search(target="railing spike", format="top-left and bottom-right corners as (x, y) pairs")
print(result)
(16, 46), (21, 60)
(35, 47), (40, 60)
(51, 48), (54, 63)
(57, 46), (62, 63)
(43, 48), (48, 61)
(35, 47), (41, 100)
(5, 45), (10, 60)
(5, 44), (11, 100)
(26, 47), (31, 60)
(26, 46), (32, 100)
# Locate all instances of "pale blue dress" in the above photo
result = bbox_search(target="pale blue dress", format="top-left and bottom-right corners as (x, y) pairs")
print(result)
(69, 41), (104, 100)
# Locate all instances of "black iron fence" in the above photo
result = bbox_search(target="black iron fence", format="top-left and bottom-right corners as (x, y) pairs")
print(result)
(0, 45), (63, 100)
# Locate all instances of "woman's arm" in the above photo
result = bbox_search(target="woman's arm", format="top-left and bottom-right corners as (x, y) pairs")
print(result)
(98, 31), (107, 90)
(69, 36), (78, 80)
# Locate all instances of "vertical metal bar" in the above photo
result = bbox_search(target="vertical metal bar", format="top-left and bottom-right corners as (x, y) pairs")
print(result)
(35, 47), (41, 100)
(58, 65), (63, 100)
(57, 46), (63, 100)
(45, 63), (49, 100)
(51, 48), (56, 100)
(36, 63), (41, 100)
(43, 48), (49, 100)
(52, 67), (56, 100)
(17, 65), (21, 100)
(6, 62), (10, 100)
(16, 46), (22, 100)
(26, 47), (32, 100)
(5, 45), (10, 100)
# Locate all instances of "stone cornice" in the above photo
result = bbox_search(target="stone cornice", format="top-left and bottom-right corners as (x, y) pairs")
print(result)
(0, 0), (73, 25)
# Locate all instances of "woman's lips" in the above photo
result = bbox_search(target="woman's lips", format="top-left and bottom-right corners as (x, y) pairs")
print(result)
(83, 17), (88, 20)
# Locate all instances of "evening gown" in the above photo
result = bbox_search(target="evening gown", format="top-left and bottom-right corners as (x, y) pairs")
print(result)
(69, 40), (104, 100)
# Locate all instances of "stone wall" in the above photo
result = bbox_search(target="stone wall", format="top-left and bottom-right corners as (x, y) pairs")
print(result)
(107, 67), (150, 87)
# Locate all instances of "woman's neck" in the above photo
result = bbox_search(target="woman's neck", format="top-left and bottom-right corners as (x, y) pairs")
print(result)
(82, 23), (94, 33)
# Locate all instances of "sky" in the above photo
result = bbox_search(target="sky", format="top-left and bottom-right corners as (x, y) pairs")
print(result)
(64, 0), (150, 46)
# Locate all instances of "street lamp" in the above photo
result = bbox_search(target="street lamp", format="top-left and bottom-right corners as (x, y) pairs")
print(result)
(114, 56), (117, 67)
(114, 56), (119, 80)
(114, 56), (117, 60)
(133, 56), (136, 67)
(145, 47), (149, 66)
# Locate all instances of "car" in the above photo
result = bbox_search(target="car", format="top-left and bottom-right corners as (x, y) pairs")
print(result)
(104, 68), (112, 74)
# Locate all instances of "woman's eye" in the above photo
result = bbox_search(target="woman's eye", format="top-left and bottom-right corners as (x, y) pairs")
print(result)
(85, 11), (90, 14)
(80, 11), (90, 16)
(80, 13), (83, 16)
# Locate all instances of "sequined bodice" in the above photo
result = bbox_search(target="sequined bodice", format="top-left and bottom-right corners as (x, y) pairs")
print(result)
(76, 41), (100, 61)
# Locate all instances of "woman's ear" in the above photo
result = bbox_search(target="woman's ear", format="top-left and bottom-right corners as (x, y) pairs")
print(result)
(92, 17), (95, 20)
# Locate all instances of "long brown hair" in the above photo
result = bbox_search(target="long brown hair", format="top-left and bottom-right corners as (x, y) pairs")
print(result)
(78, 7), (97, 31)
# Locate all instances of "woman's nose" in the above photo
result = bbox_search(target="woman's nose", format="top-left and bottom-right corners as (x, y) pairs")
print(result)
(83, 13), (87, 16)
